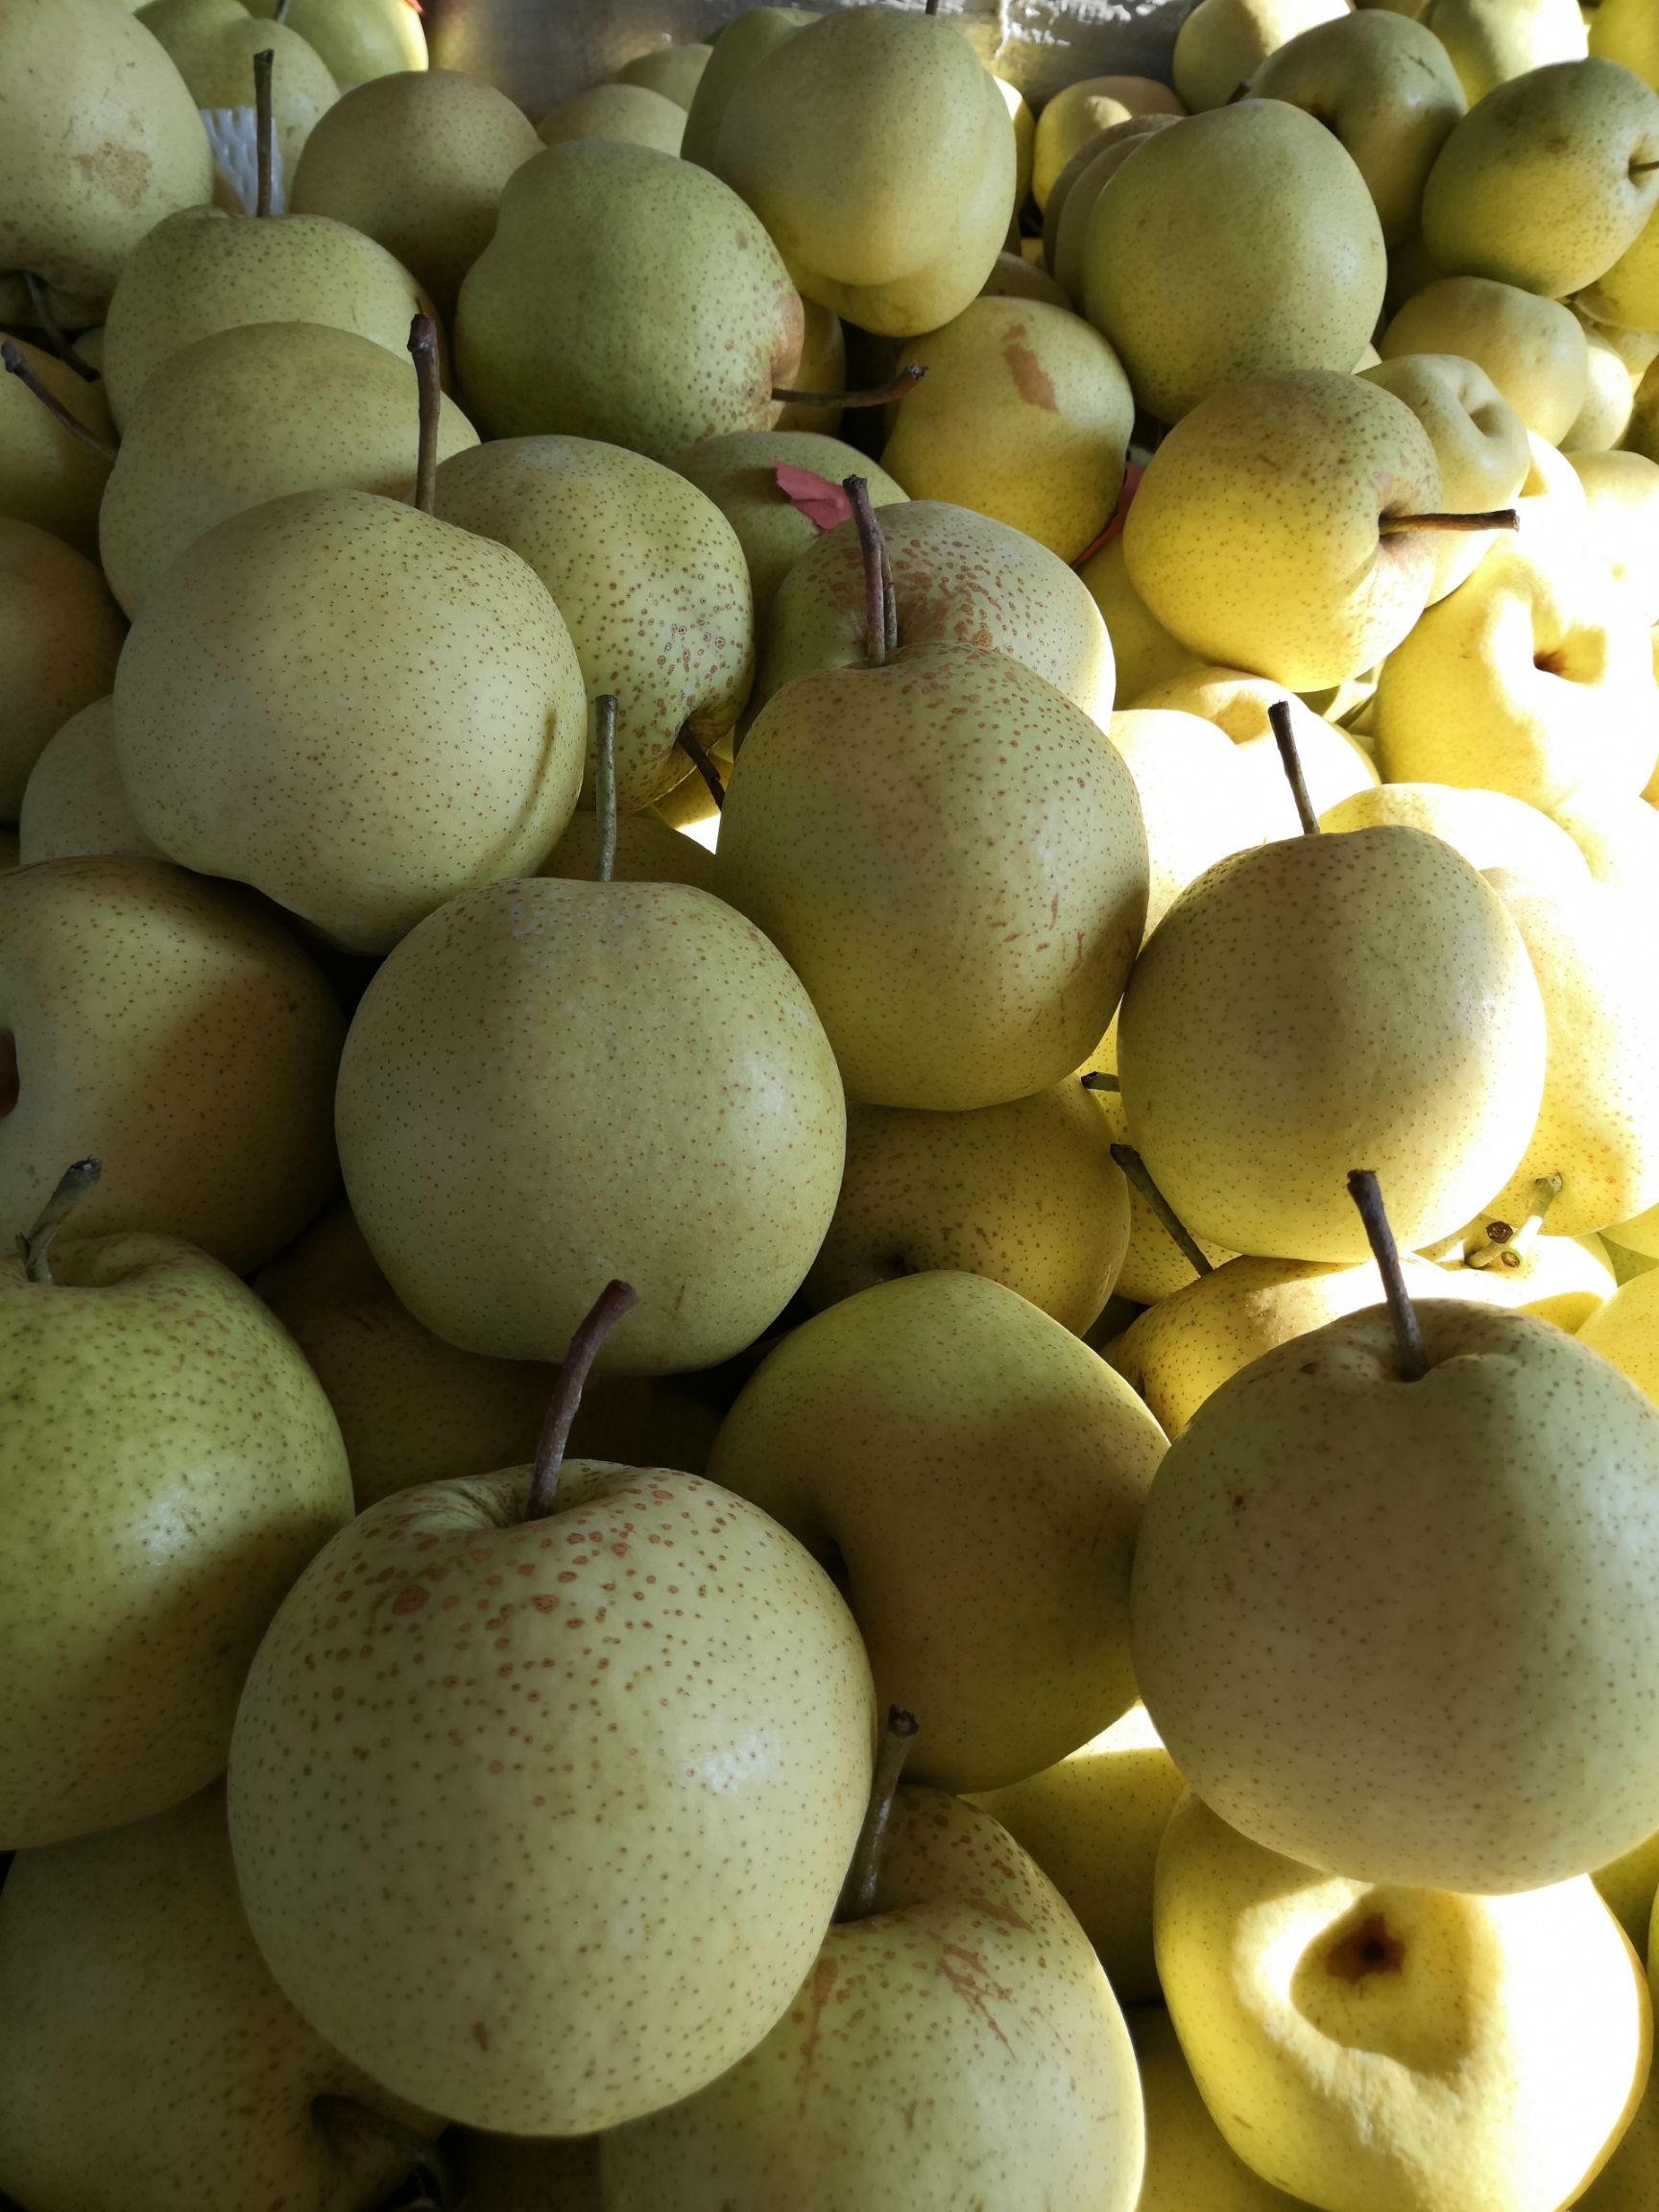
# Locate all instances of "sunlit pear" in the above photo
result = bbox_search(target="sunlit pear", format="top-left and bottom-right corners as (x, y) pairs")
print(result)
(1079, 536), (1198, 699)
(1127, 671), (1378, 839)
(537, 81), (685, 154)
(1582, 1267), (1659, 1404)
(0, 330), (113, 555)
(138, 0), (339, 181)
(0, 518), (125, 816)
(1381, 275), (1590, 442)
(1033, 75), (1184, 206)
(1083, 1061), (1238, 1304)
(1592, 0), (1659, 89)
(1107, 708), (1275, 931)
(1578, 2056), (1659, 2209)
(1611, 1198), (1659, 1262)
(1581, 201), (1659, 332)
(1630, 351), (1659, 462)
(1359, 351), (1529, 600)
(879, 297), (1134, 560)
(1572, 448), (1659, 621)
(1512, 424), (1594, 560)
(18, 697), (163, 867)
(1436, 1216), (1617, 1333)
(1252, 12), (1466, 245)
(680, 7), (814, 171)
(1596, 1830), (1659, 1952)
(1419, 0), (1588, 105)
(972, 1707), (1187, 2005)
(1322, 782), (1591, 895)
(246, 0), (427, 85)
(987, 74), (1035, 205)
(1155, 1791), (1652, 2212)
(1568, 317), (1650, 447)
(1131, 2007), (1310, 2212)
(1082, 104), (1386, 425)
(1047, 117), (1180, 306)
(616, 42), (713, 109)
(1172, 0), (1350, 111)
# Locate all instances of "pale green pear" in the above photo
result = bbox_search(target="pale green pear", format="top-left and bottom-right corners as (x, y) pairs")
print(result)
(1173, 0), (1350, 110)
(1046, 117), (1180, 305)
(537, 82), (685, 156)
(1078, 535), (1198, 699)
(290, 70), (541, 317)
(1082, 103), (1387, 425)
(1083, 1063), (1238, 1303)
(772, 297), (847, 433)
(709, 1270), (1167, 1791)
(712, 6), (1016, 337)
(1419, 0), (1589, 104)
(1319, 778), (1591, 890)
(0, 517), (124, 814)
(100, 319), (478, 617)
(617, 43), (713, 110)
(1155, 1791), (1651, 2211)
(1126, 669), (1379, 840)
(0, 329), (113, 554)
(246, 0), (426, 86)
(540, 807), (718, 894)
(18, 697), (163, 866)
(1381, 274), (1590, 440)
(455, 143), (802, 456)
(139, 0), (340, 181)
(680, 8), (815, 171)
(1032, 75), (1185, 206)
(1598, 1828), (1659, 1950)
(1359, 351), (1530, 599)
(1131, 2008), (1310, 2211)
(1593, 0), (1659, 89)
(1106, 707), (1276, 929)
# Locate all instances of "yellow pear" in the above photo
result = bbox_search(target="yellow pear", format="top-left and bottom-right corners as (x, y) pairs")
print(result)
(1127, 669), (1379, 838)
(971, 1706), (1186, 2006)
(1569, 315), (1645, 445)
(537, 82), (685, 155)
(138, 0), (339, 181)
(1551, 784), (1659, 906)
(880, 297), (1133, 560)
(1173, 0), (1351, 110)
(1581, 1266), (1659, 1403)
(680, 7), (816, 172)
(1359, 351), (1530, 599)
(1322, 781), (1593, 891)
(711, 6), (1016, 336)
(617, 43), (713, 110)
(992, 73), (1036, 206)
(1579, 2057), (1659, 2208)
(1131, 2006), (1308, 2210)
(540, 807), (718, 894)
(0, 329), (113, 554)
(1438, 1223), (1616, 1332)
(0, 517), (125, 814)
(979, 246), (1071, 305)
(772, 298), (846, 433)
(1572, 447), (1659, 620)
(1581, 194), (1659, 336)
(1631, 349), (1659, 461)
(1381, 274), (1590, 441)
(1598, 1828), (1659, 1950)
(804, 1080), (1129, 1334)
(1033, 75), (1185, 206)
(1592, 0), (1659, 88)
(1047, 117), (1180, 305)
(1078, 535), (1198, 699)
(246, 0), (426, 85)
(1106, 707), (1276, 929)
(289, 69), (542, 316)
(1082, 102), (1386, 425)
(1419, 0), (1589, 104)
(1512, 422), (1594, 560)
(1156, 1791), (1651, 2211)
(1084, 1064), (1238, 1303)
(18, 696), (162, 867)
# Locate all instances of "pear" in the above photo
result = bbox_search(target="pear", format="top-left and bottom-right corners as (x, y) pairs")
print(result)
(0, 517), (125, 813)
(1579, 2060), (1659, 2209)
(434, 436), (753, 814)
(1419, 0), (1589, 104)
(1570, 448), (1659, 621)
(113, 488), (588, 952)
(804, 1080), (1129, 1334)
(1125, 670), (1379, 840)
(1422, 58), (1659, 298)
(1513, 421), (1595, 557)
(879, 297), (1134, 561)
(1359, 351), (1530, 599)
(101, 319), (478, 617)
(1106, 707), (1277, 929)
(0, 1786), (438, 2212)
(712, 6), (1016, 337)
(455, 143), (802, 456)
(1437, 1222), (1617, 1332)
(1131, 2006), (1307, 2211)
(336, 874), (846, 1372)
(753, 499), (1116, 733)
(1568, 312), (1659, 451)
(680, 7), (815, 171)
(1631, 349), (1659, 462)
(537, 82), (686, 156)
(1551, 788), (1659, 916)
(772, 298), (847, 433)
(1581, 1265), (1659, 1404)
(228, 1320), (877, 2133)
(290, 70), (541, 317)
(247, 0), (425, 84)
(103, 205), (429, 431)
(993, 72), (1037, 205)
(1135, 1291), (1659, 1889)
(1381, 274), (1590, 440)
(1078, 535), (1198, 699)
(18, 698), (162, 867)
(1318, 778), (1592, 890)
(1155, 1791), (1651, 2211)
(0, 329), (113, 553)
(1046, 117), (1180, 305)
(971, 1706), (1186, 2006)
(670, 431), (906, 628)
(1582, 213), (1659, 339)
(540, 807), (718, 894)
(1, 1209), (353, 1848)
(1081, 103), (1387, 425)
(0, 0), (215, 312)
(1118, 827), (1546, 1262)
(1122, 372), (1441, 690)
(1596, 1829), (1659, 1952)
(617, 43), (713, 109)
(1032, 75), (1186, 207)
(601, 1787), (1145, 2210)
(1251, 12), (1466, 244)
(139, 0), (340, 181)
(1593, 0), (1659, 89)
(1374, 540), (1659, 810)
(1173, 0), (1349, 108)
(1083, 1063), (1238, 1302)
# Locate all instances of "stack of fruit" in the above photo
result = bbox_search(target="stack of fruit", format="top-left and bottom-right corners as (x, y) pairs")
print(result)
(7, 0), (1659, 2203)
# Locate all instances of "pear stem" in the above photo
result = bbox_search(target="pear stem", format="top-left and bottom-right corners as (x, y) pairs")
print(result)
(18, 1158), (102, 1285)
(1347, 1168), (1428, 1382)
(673, 723), (726, 811)
(524, 1280), (638, 1522)
(1081, 1070), (1120, 1094)
(253, 49), (276, 218)
(22, 274), (99, 383)
(407, 313), (440, 516)
(1633, 158), (1659, 178)
(1379, 510), (1519, 536)
(1267, 698), (1320, 836)
(836, 1705), (919, 1922)
(312, 2097), (448, 2209)
(844, 475), (890, 668)
(1466, 1172), (1563, 1271)
(772, 365), (927, 409)
(0, 343), (117, 463)
(1110, 1143), (1213, 1277)
(926, 0), (942, 14)
(593, 694), (618, 884)
(276, 0), (292, 20)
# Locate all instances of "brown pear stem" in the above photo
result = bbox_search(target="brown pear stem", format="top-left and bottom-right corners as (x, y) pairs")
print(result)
(1267, 699), (1320, 836)
(592, 694), (618, 884)
(926, 0), (942, 15)
(673, 723), (726, 811)
(844, 475), (890, 668)
(253, 49), (276, 217)
(1466, 1172), (1563, 1272)
(1070, 520), (1118, 570)
(276, 0), (292, 20)
(772, 365), (927, 409)
(1081, 1070), (1120, 1094)
(1227, 77), (1252, 102)
(407, 313), (440, 515)
(0, 343), (117, 462)
(524, 1281), (638, 1522)
(22, 274), (99, 383)
(1379, 510), (1519, 536)
(312, 2098), (448, 2209)
(19, 1159), (102, 1285)
(836, 1705), (919, 1923)
(1347, 1169), (1428, 1382)
(1633, 158), (1659, 178)
(1110, 1143), (1213, 1278)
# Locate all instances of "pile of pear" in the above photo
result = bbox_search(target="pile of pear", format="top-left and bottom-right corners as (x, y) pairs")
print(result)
(11, 0), (1659, 2205)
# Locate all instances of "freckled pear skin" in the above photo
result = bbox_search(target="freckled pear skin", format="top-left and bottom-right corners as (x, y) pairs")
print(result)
(601, 1789), (1145, 2212)
(227, 1463), (876, 2136)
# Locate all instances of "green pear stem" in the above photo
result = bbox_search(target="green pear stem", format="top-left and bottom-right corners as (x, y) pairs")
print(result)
(1267, 698), (1320, 836)
(406, 313), (440, 516)
(253, 48), (276, 217)
(1110, 1143), (1214, 1278)
(312, 2097), (449, 2209)
(1081, 1070), (1120, 1094)
(0, 343), (117, 462)
(836, 1704), (919, 1923)
(844, 475), (891, 668)
(524, 1280), (638, 1522)
(19, 1158), (102, 1285)
(593, 693), (619, 884)
(1346, 1168), (1429, 1382)
(1466, 1172), (1564, 1272)
(276, 0), (292, 20)
(771, 364), (927, 408)
(1379, 510), (1519, 535)
(673, 722), (726, 811)
(21, 273), (99, 383)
